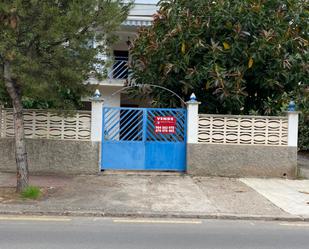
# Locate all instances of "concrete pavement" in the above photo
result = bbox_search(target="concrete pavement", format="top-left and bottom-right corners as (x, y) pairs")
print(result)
(0, 172), (307, 221)
(240, 178), (309, 218)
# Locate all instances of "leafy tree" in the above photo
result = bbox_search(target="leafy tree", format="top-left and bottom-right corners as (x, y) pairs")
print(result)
(130, 0), (308, 115)
(295, 85), (309, 151)
(262, 83), (309, 151)
(0, 0), (131, 192)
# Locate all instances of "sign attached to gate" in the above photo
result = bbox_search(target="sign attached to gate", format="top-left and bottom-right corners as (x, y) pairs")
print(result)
(154, 116), (176, 134)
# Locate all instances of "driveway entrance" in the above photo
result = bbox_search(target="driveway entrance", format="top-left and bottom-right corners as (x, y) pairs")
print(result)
(101, 107), (186, 171)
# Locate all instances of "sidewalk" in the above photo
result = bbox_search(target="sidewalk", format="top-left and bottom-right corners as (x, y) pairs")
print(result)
(0, 172), (308, 221)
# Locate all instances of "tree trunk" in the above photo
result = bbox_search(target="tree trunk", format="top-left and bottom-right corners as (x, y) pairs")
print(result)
(3, 60), (29, 192)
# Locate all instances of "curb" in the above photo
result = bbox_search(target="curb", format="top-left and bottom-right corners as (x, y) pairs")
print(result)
(0, 210), (308, 222)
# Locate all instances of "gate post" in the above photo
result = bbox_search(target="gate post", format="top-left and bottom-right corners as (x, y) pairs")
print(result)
(186, 93), (200, 143)
(90, 89), (104, 142)
(287, 100), (300, 147)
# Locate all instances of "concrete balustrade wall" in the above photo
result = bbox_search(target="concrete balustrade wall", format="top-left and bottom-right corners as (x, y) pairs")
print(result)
(186, 96), (299, 178)
(0, 99), (300, 178)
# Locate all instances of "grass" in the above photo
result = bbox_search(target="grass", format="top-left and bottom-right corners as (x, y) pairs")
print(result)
(20, 186), (41, 200)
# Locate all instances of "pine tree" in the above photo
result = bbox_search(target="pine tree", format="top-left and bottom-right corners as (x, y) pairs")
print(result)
(0, 0), (132, 192)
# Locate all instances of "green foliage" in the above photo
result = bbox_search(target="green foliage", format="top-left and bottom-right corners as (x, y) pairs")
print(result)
(130, 0), (308, 115)
(296, 85), (309, 151)
(268, 84), (309, 151)
(20, 185), (41, 199)
(0, 0), (132, 110)
(299, 115), (309, 151)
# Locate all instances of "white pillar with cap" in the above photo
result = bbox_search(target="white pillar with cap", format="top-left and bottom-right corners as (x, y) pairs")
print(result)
(287, 100), (300, 147)
(90, 89), (104, 142)
(186, 93), (200, 144)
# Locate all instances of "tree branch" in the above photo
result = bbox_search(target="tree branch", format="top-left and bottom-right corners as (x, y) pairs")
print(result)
(46, 9), (101, 49)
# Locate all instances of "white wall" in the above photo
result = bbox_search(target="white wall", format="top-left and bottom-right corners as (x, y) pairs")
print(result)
(98, 85), (121, 107)
(90, 85), (122, 141)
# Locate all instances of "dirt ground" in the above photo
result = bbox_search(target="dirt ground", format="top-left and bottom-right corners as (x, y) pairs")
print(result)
(0, 187), (20, 203)
(0, 186), (58, 204)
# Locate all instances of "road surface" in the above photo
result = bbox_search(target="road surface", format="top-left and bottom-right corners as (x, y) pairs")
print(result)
(0, 216), (309, 249)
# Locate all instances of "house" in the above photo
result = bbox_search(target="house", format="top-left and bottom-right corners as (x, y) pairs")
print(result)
(84, 0), (159, 109)
(0, 0), (300, 177)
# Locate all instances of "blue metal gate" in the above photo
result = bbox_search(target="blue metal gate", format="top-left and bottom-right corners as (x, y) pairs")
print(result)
(101, 107), (187, 171)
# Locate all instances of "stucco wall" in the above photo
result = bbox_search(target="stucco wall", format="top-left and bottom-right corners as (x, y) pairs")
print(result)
(0, 138), (99, 175)
(187, 143), (297, 178)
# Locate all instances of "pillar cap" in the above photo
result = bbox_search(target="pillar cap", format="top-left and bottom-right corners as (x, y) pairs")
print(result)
(89, 89), (104, 102)
(186, 93), (201, 105)
(190, 93), (197, 101)
(288, 100), (296, 111)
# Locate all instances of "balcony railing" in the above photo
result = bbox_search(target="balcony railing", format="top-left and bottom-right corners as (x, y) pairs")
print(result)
(107, 56), (129, 80)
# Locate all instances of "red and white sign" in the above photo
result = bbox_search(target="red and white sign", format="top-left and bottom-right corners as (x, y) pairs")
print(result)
(154, 116), (176, 134)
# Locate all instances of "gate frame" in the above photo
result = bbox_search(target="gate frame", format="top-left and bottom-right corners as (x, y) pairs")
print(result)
(89, 93), (200, 172)
(100, 106), (187, 171)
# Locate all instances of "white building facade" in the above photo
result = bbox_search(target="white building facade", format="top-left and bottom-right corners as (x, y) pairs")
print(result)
(85, 1), (159, 109)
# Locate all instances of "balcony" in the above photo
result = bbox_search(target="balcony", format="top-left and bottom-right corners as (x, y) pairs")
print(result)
(107, 56), (129, 81)
(87, 56), (130, 86)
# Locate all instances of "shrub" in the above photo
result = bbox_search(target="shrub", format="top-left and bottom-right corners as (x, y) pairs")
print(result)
(20, 186), (41, 200)
(130, 0), (307, 115)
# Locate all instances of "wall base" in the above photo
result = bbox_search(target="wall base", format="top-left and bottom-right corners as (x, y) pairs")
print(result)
(0, 138), (99, 175)
(187, 143), (297, 178)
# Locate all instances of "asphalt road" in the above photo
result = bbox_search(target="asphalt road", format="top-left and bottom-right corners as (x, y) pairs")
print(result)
(0, 216), (309, 249)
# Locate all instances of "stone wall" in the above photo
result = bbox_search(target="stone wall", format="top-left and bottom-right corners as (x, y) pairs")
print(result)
(187, 143), (297, 178)
(0, 138), (100, 175)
